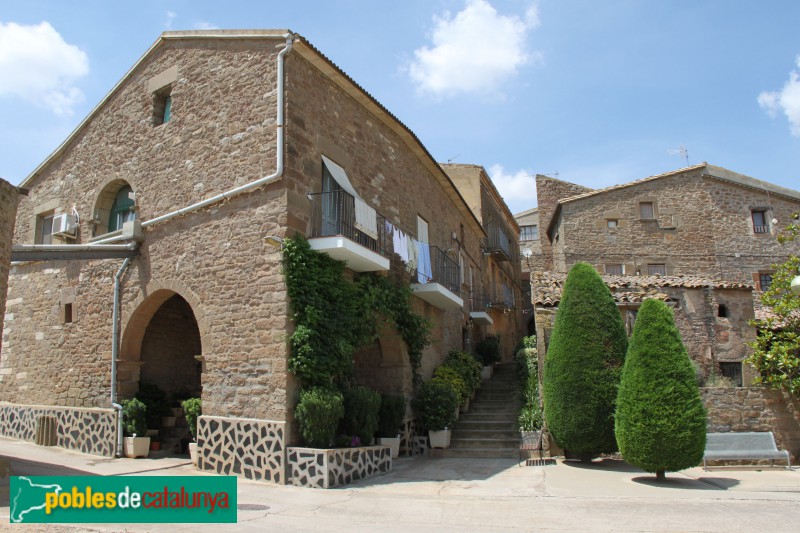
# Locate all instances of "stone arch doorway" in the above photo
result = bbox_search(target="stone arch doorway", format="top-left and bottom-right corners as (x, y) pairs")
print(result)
(119, 288), (204, 454)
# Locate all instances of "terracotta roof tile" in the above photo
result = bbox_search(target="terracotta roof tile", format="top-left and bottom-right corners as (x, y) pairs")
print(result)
(531, 271), (752, 307)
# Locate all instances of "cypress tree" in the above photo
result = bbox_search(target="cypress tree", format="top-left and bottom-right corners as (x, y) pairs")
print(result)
(615, 298), (707, 481)
(542, 262), (628, 459)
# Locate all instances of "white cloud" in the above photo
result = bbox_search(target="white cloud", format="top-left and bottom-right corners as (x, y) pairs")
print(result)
(488, 164), (536, 214)
(194, 22), (220, 30)
(0, 21), (88, 116)
(758, 55), (800, 136)
(408, 0), (541, 97)
(165, 11), (177, 29)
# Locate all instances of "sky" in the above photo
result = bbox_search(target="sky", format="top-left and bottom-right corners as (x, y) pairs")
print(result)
(1, 0), (799, 215)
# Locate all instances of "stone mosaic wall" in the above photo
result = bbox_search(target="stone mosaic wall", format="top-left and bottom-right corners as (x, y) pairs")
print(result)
(287, 445), (391, 489)
(0, 403), (116, 457)
(197, 415), (286, 484)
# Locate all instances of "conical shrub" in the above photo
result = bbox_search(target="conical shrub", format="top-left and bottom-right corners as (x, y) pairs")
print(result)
(615, 298), (707, 481)
(542, 262), (627, 457)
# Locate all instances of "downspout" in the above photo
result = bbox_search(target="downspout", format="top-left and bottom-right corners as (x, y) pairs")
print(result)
(111, 257), (133, 457)
(92, 32), (295, 242)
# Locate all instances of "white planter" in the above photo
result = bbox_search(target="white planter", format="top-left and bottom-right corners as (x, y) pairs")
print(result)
(481, 366), (493, 381)
(123, 436), (150, 458)
(428, 429), (451, 449)
(188, 442), (198, 466)
(378, 437), (401, 458)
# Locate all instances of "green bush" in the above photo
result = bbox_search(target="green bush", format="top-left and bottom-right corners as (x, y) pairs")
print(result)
(181, 397), (202, 441)
(136, 383), (169, 432)
(121, 398), (147, 437)
(444, 350), (482, 394)
(542, 262), (628, 459)
(615, 299), (707, 481)
(432, 366), (469, 405)
(378, 394), (406, 437)
(413, 380), (459, 431)
(476, 335), (501, 365)
(340, 385), (381, 443)
(519, 403), (543, 432)
(517, 342), (543, 432)
(295, 387), (345, 448)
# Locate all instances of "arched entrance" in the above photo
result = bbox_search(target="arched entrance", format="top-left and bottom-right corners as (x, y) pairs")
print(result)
(119, 289), (203, 455)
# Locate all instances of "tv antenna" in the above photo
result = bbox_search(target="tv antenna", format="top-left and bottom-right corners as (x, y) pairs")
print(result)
(447, 153), (461, 164)
(667, 145), (690, 167)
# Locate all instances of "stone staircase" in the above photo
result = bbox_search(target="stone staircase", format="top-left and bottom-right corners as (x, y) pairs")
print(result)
(435, 362), (521, 458)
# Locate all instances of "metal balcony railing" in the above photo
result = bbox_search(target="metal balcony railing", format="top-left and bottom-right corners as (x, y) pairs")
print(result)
(414, 244), (460, 295)
(309, 190), (389, 257)
(309, 190), (460, 292)
(470, 285), (491, 312)
(490, 283), (515, 310)
(753, 224), (770, 234)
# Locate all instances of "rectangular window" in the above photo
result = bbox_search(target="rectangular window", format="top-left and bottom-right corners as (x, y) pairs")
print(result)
(153, 88), (172, 126)
(37, 214), (55, 244)
(64, 303), (73, 324)
(719, 362), (743, 387)
(639, 202), (655, 219)
(459, 253), (465, 285)
(647, 263), (667, 275)
(751, 210), (770, 234)
(520, 225), (538, 241)
(607, 219), (618, 228)
(605, 264), (624, 275)
(759, 273), (773, 291)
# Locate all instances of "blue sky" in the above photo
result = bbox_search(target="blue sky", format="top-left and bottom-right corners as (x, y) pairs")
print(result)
(1, 1), (798, 214)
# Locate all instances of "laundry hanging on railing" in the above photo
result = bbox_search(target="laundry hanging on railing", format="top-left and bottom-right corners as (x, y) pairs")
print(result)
(417, 241), (432, 284)
(406, 237), (419, 275)
(354, 197), (378, 239)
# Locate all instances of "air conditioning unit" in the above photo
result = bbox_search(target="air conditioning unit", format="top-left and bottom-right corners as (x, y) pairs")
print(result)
(52, 213), (78, 238)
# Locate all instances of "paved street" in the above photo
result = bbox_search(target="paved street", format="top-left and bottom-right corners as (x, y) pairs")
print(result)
(2, 437), (800, 532)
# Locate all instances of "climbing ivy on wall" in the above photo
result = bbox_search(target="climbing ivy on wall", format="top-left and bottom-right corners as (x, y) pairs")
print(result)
(283, 235), (431, 388)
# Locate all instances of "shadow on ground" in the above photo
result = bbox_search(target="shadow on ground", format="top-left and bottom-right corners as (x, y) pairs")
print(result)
(0, 456), (99, 507)
(632, 475), (739, 490)
(351, 456), (523, 488)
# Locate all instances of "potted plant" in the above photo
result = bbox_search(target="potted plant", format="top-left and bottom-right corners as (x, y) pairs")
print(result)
(432, 365), (469, 412)
(181, 397), (201, 465)
(477, 335), (501, 372)
(377, 394), (406, 458)
(121, 398), (150, 458)
(295, 387), (344, 447)
(413, 380), (458, 449)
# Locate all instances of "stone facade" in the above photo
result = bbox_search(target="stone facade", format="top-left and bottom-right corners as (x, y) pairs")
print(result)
(0, 31), (502, 485)
(537, 165), (800, 285)
(441, 164), (525, 361)
(703, 387), (800, 461)
(0, 178), (18, 355)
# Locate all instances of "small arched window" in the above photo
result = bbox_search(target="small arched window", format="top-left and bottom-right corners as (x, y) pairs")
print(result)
(108, 185), (135, 232)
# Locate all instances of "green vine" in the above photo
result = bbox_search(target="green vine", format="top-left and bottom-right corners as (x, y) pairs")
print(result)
(283, 235), (431, 388)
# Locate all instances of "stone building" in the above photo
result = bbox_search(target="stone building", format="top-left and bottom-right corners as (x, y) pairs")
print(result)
(441, 163), (525, 359)
(536, 164), (800, 287)
(0, 178), (19, 351)
(514, 206), (539, 335)
(0, 30), (503, 484)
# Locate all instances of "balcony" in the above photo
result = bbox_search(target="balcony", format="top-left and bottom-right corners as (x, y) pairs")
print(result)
(410, 244), (463, 310)
(485, 223), (513, 262)
(469, 285), (493, 325)
(489, 283), (515, 311)
(308, 190), (390, 272)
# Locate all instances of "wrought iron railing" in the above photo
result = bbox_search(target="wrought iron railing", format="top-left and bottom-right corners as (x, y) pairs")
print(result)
(753, 224), (770, 234)
(413, 244), (460, 295)
(470, 284), (491, 312)
(309, 190), (460, 292)
(490, 282), (515, 309)
(309, 190), (389, 257)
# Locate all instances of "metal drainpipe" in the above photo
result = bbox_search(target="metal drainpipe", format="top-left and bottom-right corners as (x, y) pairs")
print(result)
(111, 256), (133, 457)
(91, 32), (294, 243)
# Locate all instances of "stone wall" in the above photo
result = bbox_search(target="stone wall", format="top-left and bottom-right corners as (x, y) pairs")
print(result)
(283, 50), (485, 382)
(535, 175), (592, 271)
(703, 387), (800, 461)
(0, 179), (18, 354)
(538, 168), (800, 283)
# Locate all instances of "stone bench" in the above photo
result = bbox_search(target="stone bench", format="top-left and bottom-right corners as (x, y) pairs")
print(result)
(703, 431), (791, 470)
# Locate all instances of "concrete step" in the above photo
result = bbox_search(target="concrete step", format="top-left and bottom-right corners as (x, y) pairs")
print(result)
(449, 437), (520, 449)
(454, 420), (518, 431)
(452, 428), (520, 439)
(432, 447), (518, 459)
(457, 414), (518, 424)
